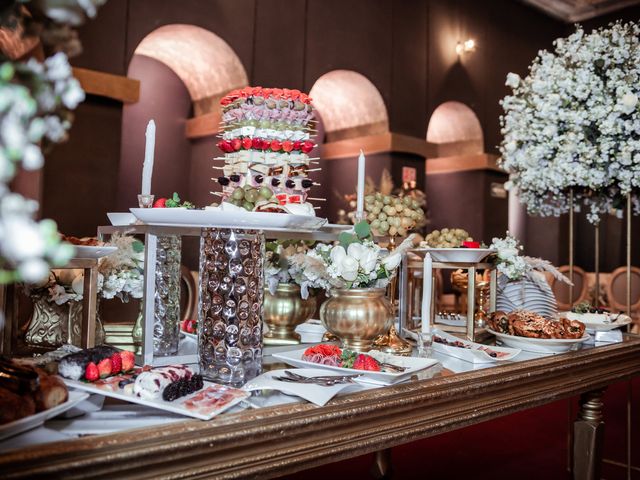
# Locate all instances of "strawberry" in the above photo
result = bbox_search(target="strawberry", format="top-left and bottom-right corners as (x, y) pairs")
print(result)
(241, 137), (252, 149)
(185, 319), (196, 334)
(301, 140), (315, 154)
(110, 352), (122, 374)
(270, 140), (282, 152)
(231, 138), (242, 151)
(293, 141), (302, 151)
(352, 354), (381, 371)
(462, 241), (480, 248)
(97, 358), (112, 378)
(153, 198), (167, 208)
(120, 350), (135, 372)
(252, 137), (263, 150)
(85, 362), (99, 382)
(282, 140), (294, 152)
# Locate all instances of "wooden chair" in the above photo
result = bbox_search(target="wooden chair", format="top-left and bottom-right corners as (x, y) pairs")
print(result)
(550, 265), (589, 311)
(606, 266), (640, 333)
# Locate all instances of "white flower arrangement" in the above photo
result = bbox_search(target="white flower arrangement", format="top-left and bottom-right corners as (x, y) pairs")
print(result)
(500, 22), (640, 224)
(265, 240), (327, 300)
(0, 0), (104, 285)
(289, 222), (416, 291)
(28, 233), (145, 304)
(489, 233), (570, 288)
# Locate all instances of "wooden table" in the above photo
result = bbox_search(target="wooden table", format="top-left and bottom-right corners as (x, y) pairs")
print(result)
(1, 336), (639, 479)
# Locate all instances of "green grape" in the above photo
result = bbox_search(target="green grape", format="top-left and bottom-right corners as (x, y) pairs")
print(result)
(244, 188), (258, 203)
(403, 196), (413, 206)
(371, 205), (381, 215)
(374, 193), (382, 200)
(242, 201), (254, 211)
(382, 195), (391, 205)
(365, 195), (374, 203)
(374, 200), (383, 209)
(394, 203), (404, 213)
(401, 216), (413, 228)
(371, 219), (381, 230)
(379, 220), (389, 232)
(378, 212), (387, 221)
(411, 200), (420, 209)
(389, 226), (398, 236)
(398, 227), (407, 237)
(367, 213), (376, 222)
(231, 188), (245, 200)
(258, 186), (273, 199)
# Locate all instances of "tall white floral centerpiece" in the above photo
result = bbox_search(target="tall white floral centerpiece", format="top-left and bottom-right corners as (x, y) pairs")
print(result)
(0, 1), (105, 285)
(500, 22), (640, 224)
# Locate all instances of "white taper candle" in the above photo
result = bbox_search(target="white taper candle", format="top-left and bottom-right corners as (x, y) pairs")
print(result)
(141, 119), (156, 195)
(421, 253), (432, 333)
(356, 149), (366, 219)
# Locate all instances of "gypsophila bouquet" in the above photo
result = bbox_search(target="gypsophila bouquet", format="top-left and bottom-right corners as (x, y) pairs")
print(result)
(500, 22), (640, 224)
(290, 222), (416, 291)
(490, 233), (570, 287)
(264, 240), (322, 299)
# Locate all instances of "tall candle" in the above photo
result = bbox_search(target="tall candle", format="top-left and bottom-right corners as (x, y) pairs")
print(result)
(421, 253), (432, 333)
(356, 149), (366, 219)
(141, 120), (156, 195)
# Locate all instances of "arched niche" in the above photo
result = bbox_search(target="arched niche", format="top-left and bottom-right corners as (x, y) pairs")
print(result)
(309, 70), (388, 143)
(134, 24), (248, 115)
(426, 101), (483, 157)
(118, 24), (247, 212)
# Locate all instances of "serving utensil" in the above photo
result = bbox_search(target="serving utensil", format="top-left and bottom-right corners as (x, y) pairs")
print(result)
(272, 370), (361, 386)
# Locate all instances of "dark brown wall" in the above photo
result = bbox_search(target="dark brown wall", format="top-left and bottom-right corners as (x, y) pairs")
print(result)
(40, 0), (640, 269)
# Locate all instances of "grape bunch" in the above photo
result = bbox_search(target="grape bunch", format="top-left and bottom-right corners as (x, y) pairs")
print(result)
(364, 193), (425, 237)
(226, 185), (275, 211)
(423, 228), (473, 248)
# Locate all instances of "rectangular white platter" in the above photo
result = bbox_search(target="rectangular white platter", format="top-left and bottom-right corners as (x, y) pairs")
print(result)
(63, 376), (248, 421)
(0, 390), (89, 441)
(431, 329), (521, 364)
(273, 348), (439, 385)
(487, 328), (590, 354)
(130, 208), (327, 231)
(559, 311), (632, 331)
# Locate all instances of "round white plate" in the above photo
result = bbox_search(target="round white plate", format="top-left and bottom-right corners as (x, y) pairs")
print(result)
(559, 311), (632, 331)
(419, 248), (495, 263)
(130, 208), (327, 231)
(73, 246), (118, 259)
(487, 328), (589, 354)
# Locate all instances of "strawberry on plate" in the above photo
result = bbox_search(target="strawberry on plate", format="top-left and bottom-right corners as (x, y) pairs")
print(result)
(153, 198), (167, 208)
(352, 353), (381, 371)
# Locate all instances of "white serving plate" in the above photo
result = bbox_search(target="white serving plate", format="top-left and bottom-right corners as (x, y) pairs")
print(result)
(487, 328), (589, 354)
(0, 390), (89, 441)
(130, 208), (327, 231)
(73, 246), (118, 259)
(559, 311), (632, 331)
(64, 376), (247, 420)
(431, 329), (521, 363)
(243, 368), (355, 406)
(107, 212), (136, 226)
(273, 348), (439, 385)
(421, 248), (495, 263)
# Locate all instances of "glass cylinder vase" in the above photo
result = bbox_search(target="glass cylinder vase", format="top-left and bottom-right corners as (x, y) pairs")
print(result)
(154, 235), (182, 356)
(198, 228), (264, 385)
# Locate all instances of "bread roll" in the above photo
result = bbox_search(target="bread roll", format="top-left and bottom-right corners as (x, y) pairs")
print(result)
(0, 386), (36, 424)
(33, 369), (68, 411)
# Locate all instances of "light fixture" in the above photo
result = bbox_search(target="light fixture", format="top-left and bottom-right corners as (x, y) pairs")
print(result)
(456, 39), (476, 56)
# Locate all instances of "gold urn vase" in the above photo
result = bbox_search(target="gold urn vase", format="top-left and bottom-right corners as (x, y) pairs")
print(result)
(320, 288), (393, 352)
(263, 284), (317, 345)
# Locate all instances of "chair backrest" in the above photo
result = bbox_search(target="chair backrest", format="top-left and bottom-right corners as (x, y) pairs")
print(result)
(179, 266), (198, 321)
(550, 265), (588, 311)
(606, 266), (640, 313)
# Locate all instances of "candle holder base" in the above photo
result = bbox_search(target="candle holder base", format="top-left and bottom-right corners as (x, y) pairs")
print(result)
(138, 194), (155, 208)
(373, 325), (413, 356)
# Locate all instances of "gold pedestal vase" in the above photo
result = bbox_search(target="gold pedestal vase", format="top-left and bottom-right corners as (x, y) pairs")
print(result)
(320, 288), (393, 352)
(263, 284), (317, 345)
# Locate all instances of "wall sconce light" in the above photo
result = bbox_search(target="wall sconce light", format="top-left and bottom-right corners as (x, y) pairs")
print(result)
(456, 39), (476, 56)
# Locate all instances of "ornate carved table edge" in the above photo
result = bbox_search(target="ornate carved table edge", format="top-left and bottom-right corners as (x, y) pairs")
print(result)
(1, 337), (639, 479)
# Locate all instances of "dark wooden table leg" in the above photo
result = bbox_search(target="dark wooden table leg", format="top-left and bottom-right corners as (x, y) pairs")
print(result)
(573, 388), (606, 480)
(371, 448), (393, 479)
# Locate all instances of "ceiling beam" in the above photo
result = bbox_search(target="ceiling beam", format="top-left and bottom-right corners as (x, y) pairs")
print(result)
(520, 0), (640, 21)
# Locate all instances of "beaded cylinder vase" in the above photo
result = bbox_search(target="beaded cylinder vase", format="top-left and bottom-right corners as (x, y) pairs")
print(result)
(198, 228), (264, 385)
(154, 235), (182, 356)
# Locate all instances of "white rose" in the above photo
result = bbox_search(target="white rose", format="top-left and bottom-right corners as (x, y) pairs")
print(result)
(358, 247), (379, 273)
(18, 258), (49, 283)
(71, 273), (85, 295)
(1, 217), (46, 261)
(339, 256), (359, 282)
(497, 246), (519, 260)
(330, 245), (347, 264)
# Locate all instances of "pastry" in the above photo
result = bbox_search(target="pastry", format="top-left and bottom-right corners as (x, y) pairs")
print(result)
(33, 369), (68, 411)
(133, 365), (203, 401)
(488, 310), (585, 339)
(58, 345), (119, 380)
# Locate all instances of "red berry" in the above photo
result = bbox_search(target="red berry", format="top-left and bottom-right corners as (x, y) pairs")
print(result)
(242, 137), (252, 149)
(462, 241), (480, 248)
(153, 198), (167, 208)
(251, 138), (262, 149)
(282, 141), (293, 152)
(186, 319), (196, 334)
(85, 362), (99, 382)
(110, 353), (122, 374)
(293, 141), (302, 151)
(97, 358), (112, 378)
(270, 140), (282, 152)
(301, 140), (315, 154)
(120, 350), (135, 372)
(231, 138), (242, 151)
(353, 354), (381, 371)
